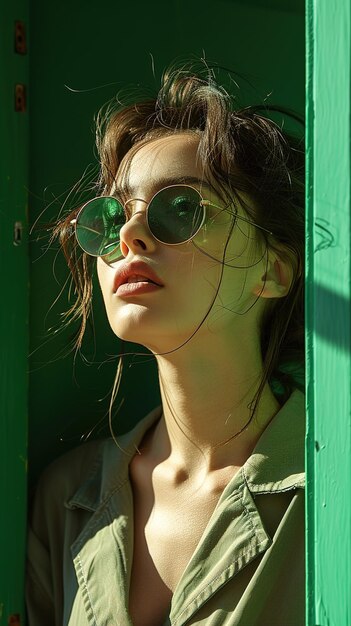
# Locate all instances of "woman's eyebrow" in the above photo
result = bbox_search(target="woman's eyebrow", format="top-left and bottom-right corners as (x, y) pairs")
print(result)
(113, 176), (216, 198)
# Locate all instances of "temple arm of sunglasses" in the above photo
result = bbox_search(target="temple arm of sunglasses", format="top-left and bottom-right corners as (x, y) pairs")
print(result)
(201, 200), (273, 236)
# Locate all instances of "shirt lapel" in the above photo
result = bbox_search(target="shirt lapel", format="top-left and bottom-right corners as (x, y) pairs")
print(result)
(70, 483), (134, 626)
(66, 406), (163, 626)
(170, 472), (271, 625)
(169, 388), (305, 625)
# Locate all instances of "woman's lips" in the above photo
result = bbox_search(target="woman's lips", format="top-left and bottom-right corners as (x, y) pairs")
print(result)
(115, 281), (163, 297)
(113, 261), (164, 294)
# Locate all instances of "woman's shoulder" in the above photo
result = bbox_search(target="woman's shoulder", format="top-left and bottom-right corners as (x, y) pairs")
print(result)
(31, 405), (163, 513)
(29, 439), (108, 520)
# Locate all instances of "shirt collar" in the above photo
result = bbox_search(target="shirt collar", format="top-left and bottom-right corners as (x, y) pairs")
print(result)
(65, 406), (163, 511)
(66, 388), (305, 511)
(243, 387), (305, 492)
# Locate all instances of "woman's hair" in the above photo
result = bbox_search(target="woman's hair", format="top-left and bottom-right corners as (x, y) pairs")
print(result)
(54, 61), (305, 419)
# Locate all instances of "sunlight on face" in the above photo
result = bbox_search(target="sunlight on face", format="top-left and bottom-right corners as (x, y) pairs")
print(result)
(97, 133), (269, 353)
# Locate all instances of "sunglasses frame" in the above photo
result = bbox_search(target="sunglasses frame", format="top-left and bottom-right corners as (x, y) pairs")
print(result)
(70, 183), (273, 258)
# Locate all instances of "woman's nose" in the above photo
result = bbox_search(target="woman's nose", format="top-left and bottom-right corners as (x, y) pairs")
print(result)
(119, 205), (157, 258)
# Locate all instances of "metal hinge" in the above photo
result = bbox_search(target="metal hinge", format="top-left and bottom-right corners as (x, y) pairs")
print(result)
(14, 21), (27, 112)
(15, 84), (26, 112)
(14, 21), (26, 55)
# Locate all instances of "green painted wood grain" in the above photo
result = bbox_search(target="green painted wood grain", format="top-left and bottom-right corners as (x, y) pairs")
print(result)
(306, 0), (351, 623)
(0, 2), (29, 623)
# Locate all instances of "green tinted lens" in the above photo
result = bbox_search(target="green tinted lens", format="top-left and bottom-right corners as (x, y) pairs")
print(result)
(75, 196), (124, 257)
(148, 186), (205, 244)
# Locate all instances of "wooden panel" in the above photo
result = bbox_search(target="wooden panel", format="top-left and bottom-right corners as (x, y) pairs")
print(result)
(0, 2), (29, 624)
(306, 0), (351, 622)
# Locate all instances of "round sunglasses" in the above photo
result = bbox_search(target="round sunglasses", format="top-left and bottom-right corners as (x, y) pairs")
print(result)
(70, 184), (273, 261)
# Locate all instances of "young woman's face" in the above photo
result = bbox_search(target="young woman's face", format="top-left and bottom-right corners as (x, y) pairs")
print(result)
(97, 133), (267, 353)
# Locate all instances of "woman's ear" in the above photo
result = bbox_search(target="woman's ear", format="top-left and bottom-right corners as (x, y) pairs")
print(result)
(252, 250), (294, 299)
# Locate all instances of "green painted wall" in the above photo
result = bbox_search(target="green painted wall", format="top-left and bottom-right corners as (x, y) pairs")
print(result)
(306, 0), (351, 623)
(28, 0), (305, 485)
(0, 3), (29, 624)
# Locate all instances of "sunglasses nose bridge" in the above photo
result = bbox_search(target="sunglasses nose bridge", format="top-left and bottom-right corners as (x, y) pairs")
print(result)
(124, 197), (147, 215)
(120, 198), (150, 236)
(119, 200), (157, 255)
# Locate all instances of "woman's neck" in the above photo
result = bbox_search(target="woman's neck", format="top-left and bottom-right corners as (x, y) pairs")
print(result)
(152, 331), (281, 476)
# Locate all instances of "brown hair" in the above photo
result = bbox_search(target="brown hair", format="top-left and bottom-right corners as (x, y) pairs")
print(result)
(54, 62), (304, 419)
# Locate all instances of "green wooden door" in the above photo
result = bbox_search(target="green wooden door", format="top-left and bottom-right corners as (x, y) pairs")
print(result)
(306, 0), (351, 623)
(0, 2), (29, 624)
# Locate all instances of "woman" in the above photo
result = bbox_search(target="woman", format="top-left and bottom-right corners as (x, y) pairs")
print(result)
(26, 64), (305, 626)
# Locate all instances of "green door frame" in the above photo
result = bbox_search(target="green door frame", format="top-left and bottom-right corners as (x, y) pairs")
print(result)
(306, 0), (351, 623)
(0, 2), (29, 625)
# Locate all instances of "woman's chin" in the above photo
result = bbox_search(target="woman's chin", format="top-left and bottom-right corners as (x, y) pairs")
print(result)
(110, 324), (193, 355)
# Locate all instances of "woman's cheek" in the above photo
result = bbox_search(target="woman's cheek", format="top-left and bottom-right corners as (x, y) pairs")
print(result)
(97, 258), (113, 299)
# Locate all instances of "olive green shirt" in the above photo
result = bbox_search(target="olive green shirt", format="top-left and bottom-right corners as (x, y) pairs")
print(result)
(26, 388), (305, 626)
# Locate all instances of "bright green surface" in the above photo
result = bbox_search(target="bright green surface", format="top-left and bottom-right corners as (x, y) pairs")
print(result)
(306, 0), (351, 623)
(0, 2), (29, 623)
